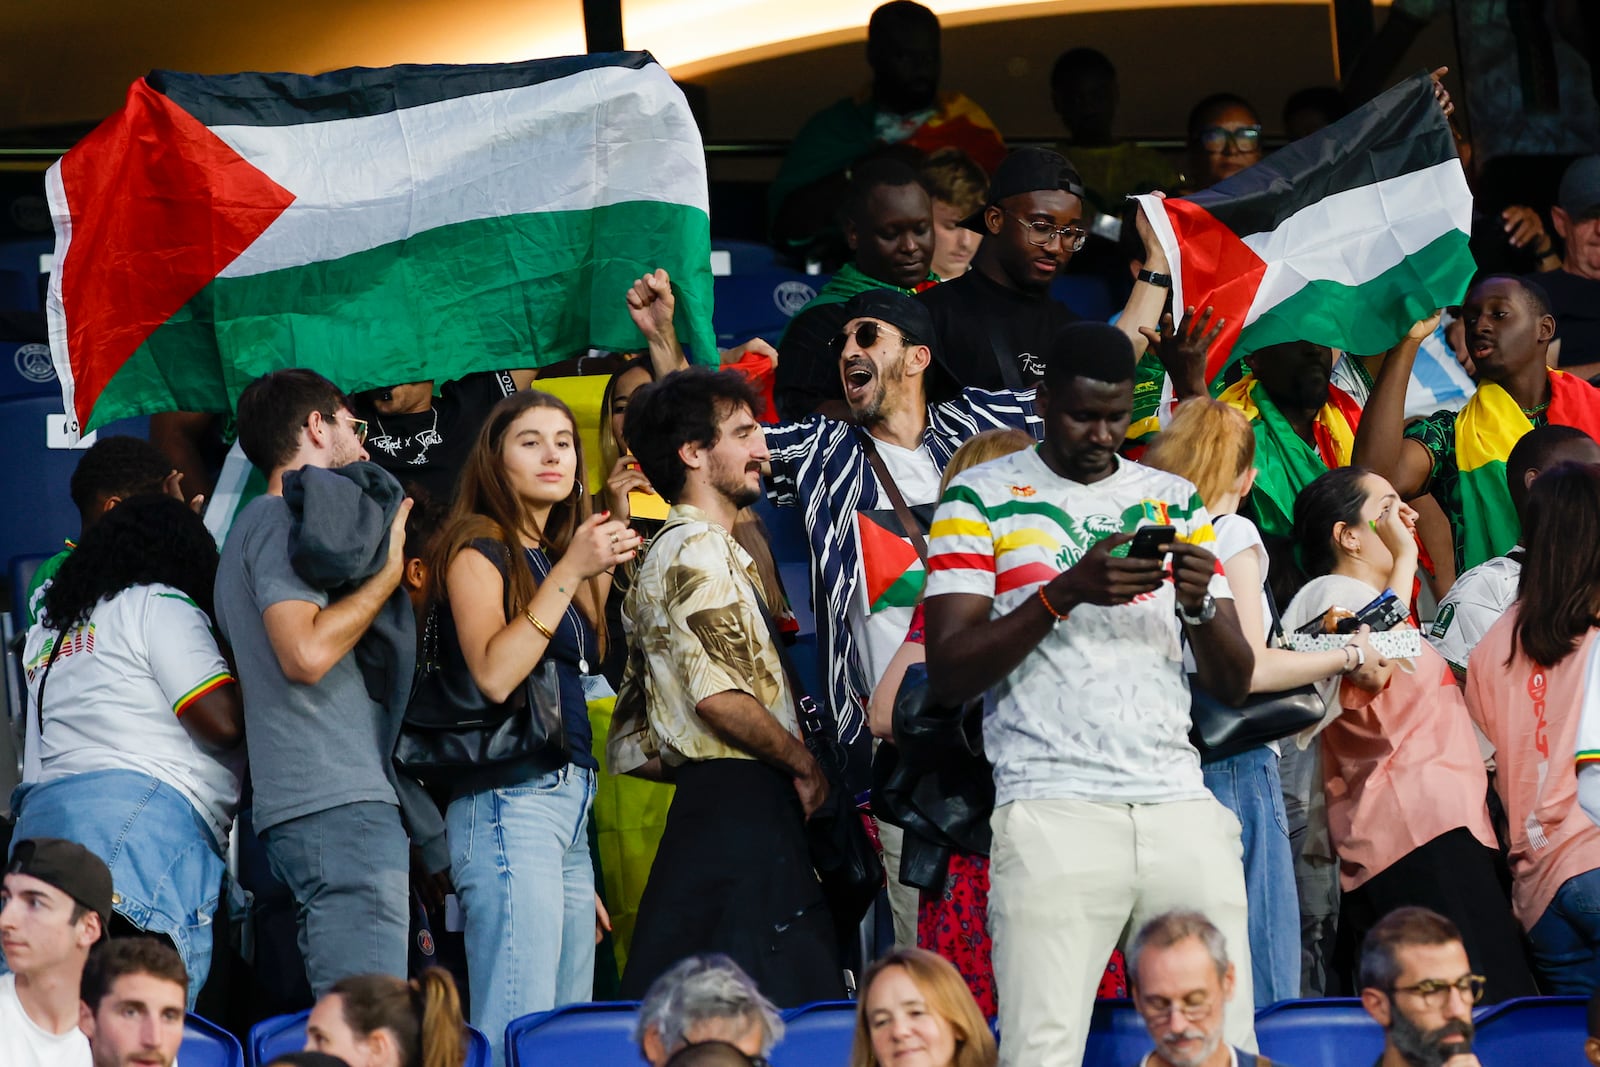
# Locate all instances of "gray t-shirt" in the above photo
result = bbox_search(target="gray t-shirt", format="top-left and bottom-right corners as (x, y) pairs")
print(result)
(215, 494), (397, 831)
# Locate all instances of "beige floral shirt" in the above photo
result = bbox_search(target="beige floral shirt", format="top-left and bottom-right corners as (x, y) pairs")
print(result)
(607, 505), (798, 774)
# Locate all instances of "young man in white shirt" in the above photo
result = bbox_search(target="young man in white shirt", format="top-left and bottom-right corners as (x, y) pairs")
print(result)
(0, 838), (112, 1067)
(924, 322), (1256, 1067)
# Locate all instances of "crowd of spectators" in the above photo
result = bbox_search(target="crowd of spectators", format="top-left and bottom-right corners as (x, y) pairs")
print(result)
(7, 2), (1600, 1066)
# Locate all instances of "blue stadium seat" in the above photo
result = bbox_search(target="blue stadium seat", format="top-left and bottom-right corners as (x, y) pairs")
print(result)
(182, 1013), (245, 1067)
(1254, 998), (1384, 1067)
(250, 1009), (492, 1067)
(711, 267), (832, 352)
(1082, 999), (1150, 1067)
(505, 1001), (640, 1067)
(773, 1000), (856, 1067)
(1472, 996), (1587, 1060)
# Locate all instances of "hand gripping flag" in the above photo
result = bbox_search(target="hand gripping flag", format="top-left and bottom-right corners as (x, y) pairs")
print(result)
(45, 52), (717, 439)
(1134, 71), (1475, 384)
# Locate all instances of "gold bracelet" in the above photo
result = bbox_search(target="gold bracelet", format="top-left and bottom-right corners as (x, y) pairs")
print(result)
(525, 610), (555, 640)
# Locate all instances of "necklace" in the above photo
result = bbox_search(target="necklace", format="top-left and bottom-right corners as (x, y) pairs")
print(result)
(368, 406), (442, 466)
(524, 546), (589, 675)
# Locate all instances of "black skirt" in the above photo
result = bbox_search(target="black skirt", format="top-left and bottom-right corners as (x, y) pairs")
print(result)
(620, 758), (844, 1005)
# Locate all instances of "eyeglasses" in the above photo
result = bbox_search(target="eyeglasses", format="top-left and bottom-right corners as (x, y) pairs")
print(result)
(1198, 125), (1263, 154)
(339, 413), (369, 445)
(1391, 975), (1487, 1008)
(827, 321), (913, 357)
(1005, 211), (1089, 251)
(1136, 995), (1215, 1023)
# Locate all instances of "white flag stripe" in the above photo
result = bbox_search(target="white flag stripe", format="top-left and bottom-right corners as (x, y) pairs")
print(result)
(213, 63), (706, 280)
(42, 161), (80, 435)
(1238, 159), (1472, 330)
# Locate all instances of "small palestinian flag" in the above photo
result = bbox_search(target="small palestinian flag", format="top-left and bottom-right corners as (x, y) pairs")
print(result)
(45, 52), (716, 439)
(1135, 71), (1473, 383)
(857, 505), (935, 613)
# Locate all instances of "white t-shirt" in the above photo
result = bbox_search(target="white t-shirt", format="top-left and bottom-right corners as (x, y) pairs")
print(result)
(846, 438), (942, 693)
(23, 584), (243, 847)
(925, 449), (1232, 806)
(1429, 550), (1523, 678)
(0, 974), (91, 1067)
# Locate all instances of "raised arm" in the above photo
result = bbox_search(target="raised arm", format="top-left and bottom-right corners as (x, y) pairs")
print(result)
(1351, 314), (1441, 499)
(263, 500), (412, 686)
(1114, 196), (1176, 361)
(627, 269), (690, 378)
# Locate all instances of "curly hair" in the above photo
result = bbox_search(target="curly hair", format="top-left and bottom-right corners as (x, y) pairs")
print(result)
(68, 435), (173, 524)
(42, 494), (219, 633)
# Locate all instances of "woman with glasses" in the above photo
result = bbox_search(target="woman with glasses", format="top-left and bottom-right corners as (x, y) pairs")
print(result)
(1185, 93), (1263, 189)
(850, 948), (997, 1067)
(1285, 466), (1537, 1000)
(1465, 462), (1600, 995)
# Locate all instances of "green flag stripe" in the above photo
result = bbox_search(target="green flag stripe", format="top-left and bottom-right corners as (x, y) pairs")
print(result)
(87, 200), (714, 430)
(1229, 229), (1473, 365)
(871, 567), (926, 612)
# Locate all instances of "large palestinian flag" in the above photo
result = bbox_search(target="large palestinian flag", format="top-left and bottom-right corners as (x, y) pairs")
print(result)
(45, 52), (716, 439)
(1135, 71), (1473, 383)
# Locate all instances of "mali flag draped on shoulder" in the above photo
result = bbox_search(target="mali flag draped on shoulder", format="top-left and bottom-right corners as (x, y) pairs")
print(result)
(45, 52), (717, 439)
(1134, 71), (1474, 384)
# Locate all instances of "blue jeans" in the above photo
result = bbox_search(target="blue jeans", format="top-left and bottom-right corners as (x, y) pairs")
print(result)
(1202, 746), (1300, 1007)
(260, 801), (411, 996)
(448, 764), (596, 1067)
(1527, 867), (1600, 994)
(9, 770), (224, 1006)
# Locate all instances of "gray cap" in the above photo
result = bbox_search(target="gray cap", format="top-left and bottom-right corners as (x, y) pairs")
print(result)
(1558, 155), (1600, 219)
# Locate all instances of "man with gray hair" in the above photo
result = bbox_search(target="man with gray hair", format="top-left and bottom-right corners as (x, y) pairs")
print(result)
(1128, 911), (1266, 1067)
(635, 955), (785, 1066)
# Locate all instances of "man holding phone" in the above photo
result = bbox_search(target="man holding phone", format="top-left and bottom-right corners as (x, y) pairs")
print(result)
(923, 322), (1256, 1067)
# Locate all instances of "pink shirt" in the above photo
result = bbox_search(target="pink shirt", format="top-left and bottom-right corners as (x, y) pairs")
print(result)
(1322, 640), (1496, 891)
(1467, 612), (1600, 929)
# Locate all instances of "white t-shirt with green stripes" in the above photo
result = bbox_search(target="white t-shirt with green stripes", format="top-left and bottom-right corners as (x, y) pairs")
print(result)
(22, 583), (242, 847)
(924, 448), (1231, 807)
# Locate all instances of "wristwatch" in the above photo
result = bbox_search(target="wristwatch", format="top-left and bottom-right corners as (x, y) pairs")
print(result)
(1137, 268), (1173, 288)
(1178, 593), (1217, 626)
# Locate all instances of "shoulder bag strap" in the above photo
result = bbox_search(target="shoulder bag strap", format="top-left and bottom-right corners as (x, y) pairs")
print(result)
(1262, 575), (1287, 648)
(31, 629), (67, 742)
(986, 315), (1025, 390)
(856, 428), (929, 565)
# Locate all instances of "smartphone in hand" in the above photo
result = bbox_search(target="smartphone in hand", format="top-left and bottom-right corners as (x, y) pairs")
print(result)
(1128, 525), (1177, 560)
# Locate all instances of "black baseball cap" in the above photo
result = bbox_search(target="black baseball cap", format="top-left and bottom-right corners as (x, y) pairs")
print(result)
(960, 147), (1087, 233)
(6, 838), (114, 938)
(841, 290), (937, 359)
(1558, 155), (1600, 219)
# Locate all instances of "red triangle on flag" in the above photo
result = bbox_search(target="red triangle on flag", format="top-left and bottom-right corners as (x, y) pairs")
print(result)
(56, 77), (296, 430)
(1161, 197), (1270, 382)
(858, 511), (922, 607)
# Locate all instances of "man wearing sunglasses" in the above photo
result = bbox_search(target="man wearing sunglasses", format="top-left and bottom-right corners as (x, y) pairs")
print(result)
(764, 289), (1042, 806)
(918, 147), (1174, 396)
(1359, 907), (1485, 1067)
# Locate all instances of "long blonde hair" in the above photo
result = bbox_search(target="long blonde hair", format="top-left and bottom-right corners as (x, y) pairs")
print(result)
(849, 949), (997, 1067)
(328, 969), (466, 1067)
(1141, 397), (1255, 509)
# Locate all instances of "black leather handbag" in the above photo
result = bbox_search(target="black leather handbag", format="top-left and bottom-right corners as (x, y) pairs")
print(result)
(394, 596), (569, 786)
(1187, 582), (1324, 763)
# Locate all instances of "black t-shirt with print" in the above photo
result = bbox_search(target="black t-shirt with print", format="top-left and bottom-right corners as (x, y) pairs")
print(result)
(917, 269), (1079, 397)
(356, 372), (514, 505)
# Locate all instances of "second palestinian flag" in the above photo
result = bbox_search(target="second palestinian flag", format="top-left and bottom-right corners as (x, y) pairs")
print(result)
(1135, 71), (1474, 382)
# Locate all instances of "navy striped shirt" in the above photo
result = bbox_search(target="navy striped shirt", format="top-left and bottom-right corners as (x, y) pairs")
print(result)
(764, 387), (1042, 751)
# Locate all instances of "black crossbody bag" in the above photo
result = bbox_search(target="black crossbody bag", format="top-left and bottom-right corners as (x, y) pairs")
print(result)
(1187, 581), (1323, 763)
